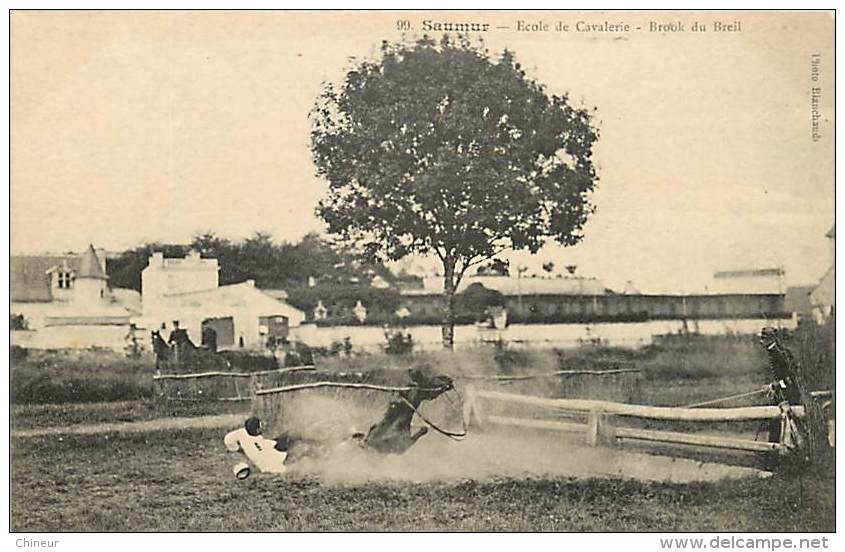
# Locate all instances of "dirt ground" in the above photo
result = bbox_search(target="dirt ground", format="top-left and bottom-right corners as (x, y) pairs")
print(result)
(291, 428), (773, 484)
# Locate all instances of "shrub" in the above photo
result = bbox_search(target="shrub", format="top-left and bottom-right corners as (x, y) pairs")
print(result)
(10, 313), (28, 330)
(791, 317), (835, 392)
(493, 339), (532, 374)
(331, 337), (353, 355)
(384, 330), (414, 355)
(284, 342), (315, 366)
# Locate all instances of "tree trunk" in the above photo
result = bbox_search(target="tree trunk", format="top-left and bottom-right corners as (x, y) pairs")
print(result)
(441, 259), (457, 349)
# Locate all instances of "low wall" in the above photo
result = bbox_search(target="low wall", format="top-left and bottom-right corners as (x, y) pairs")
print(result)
(299, 292), (789, 326)
(11, 326), (129, 351)
(290, 318), (796, 353)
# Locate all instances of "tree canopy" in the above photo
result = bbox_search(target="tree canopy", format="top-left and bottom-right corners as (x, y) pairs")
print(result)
(107, 232), (388, 292)
(310, 35), (600, 346)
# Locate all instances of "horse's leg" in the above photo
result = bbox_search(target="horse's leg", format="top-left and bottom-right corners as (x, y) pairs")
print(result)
(408, 426), (429, 446)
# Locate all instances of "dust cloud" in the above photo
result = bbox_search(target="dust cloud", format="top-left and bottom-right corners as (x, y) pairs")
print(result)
(251, 356), (763, 485)
(282, 427), (768, 484)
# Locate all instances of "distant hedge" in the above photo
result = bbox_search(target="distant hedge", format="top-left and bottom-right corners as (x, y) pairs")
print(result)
(11, 349), (154, 405)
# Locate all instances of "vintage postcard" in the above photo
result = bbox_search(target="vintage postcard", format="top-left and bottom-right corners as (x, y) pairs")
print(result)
(8, 9), (835, 537)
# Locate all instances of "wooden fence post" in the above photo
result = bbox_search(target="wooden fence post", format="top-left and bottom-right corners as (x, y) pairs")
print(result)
(778, 401), (804, 453)
(586, 409), (616, 447)
(462, 385), (483, 429)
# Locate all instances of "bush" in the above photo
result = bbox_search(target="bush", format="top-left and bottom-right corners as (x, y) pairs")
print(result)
(10, 313), (28, 330)
(791, 317), (835, 393)
(384, 330), (414, 355)
(492, 339), (533, 374)
(284, 342), (315, 366)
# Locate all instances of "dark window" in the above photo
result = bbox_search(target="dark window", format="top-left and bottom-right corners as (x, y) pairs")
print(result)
(58, 271), (74, 289)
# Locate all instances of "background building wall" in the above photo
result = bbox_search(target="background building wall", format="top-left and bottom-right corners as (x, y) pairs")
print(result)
(11, 325), (129, 350)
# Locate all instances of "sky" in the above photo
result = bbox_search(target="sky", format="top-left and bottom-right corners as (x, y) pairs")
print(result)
(10, 10), (835, 293)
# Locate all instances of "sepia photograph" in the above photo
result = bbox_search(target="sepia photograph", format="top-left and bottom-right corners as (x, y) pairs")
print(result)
(7, 8), (836, 535)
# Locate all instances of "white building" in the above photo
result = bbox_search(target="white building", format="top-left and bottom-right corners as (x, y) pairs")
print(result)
(141, 251), (305, 350)
(10, 244), (134, 349)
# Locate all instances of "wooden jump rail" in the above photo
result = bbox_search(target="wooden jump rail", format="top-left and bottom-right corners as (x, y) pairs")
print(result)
(485, 416), (784, 453)
(473, 390), (806, 421)
(458, 368), (641, 382)
(466, 389), (803, 454)
(154, 365), (317, 402)
(256, 381), (437, 395)
(153, 365), (316, 380)
(162, 396), (254, 402)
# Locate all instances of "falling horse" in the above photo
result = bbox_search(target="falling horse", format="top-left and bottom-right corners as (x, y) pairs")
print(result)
(279, 368), (458, 463)
(361, 368), (457, 454)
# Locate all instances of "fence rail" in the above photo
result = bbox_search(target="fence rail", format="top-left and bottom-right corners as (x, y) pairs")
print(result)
(472, 389), (805, 421)
(153, 365), (317, 402)
(256, 381), (421, 395)
(467, 389), (801, 455)
(485, 415), (784, 453)
(459, 368), (641, 382)
(153, 365), (315, 380)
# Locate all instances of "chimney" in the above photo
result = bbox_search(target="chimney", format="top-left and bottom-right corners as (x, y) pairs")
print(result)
(151, 252), (164, 267)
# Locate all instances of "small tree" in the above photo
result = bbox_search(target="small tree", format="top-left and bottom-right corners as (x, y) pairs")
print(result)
(311, 35), (599, 347)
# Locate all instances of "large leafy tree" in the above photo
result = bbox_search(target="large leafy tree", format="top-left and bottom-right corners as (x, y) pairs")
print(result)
(311, 35), (600, 347)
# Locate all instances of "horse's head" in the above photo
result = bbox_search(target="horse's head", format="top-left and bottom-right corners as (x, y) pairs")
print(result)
(170, 328), (198, 350)
(405, 366), (454, 404)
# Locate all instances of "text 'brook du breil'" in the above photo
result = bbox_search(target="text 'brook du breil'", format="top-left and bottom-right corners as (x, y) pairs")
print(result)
(512, 19), (742, 33)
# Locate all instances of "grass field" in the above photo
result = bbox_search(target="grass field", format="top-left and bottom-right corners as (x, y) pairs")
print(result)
(10, 427), (834, 532)
(9, 334), (835, 532)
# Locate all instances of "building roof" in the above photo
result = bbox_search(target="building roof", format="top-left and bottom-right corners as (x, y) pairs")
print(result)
(713, 268), (784, 279)
(259, 288), (289, 301)
(110, 288), (143, 317)
(11, 255), (81, 302)
(418, 274), (607, 296)
(154, 281), (306, 325)
(78, 244), (108, 279)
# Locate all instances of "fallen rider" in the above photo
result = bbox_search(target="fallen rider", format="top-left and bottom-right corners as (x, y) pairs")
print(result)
(225, 416), (335, 478)
(225, 369), (457, 477)
(224, 416), (291, 478)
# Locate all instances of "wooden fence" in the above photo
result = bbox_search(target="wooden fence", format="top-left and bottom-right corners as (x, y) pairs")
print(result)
(153, 365), (316, 402)
(464, 388), (806, 454)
